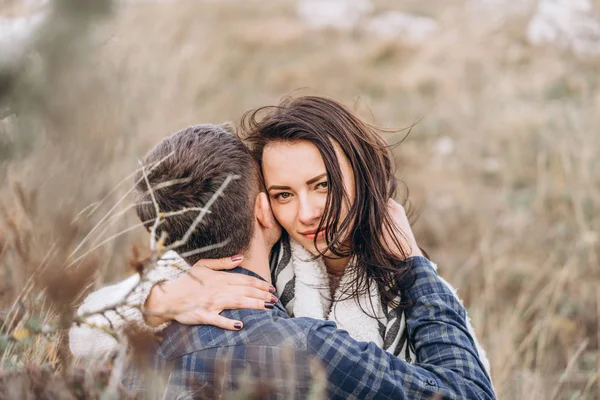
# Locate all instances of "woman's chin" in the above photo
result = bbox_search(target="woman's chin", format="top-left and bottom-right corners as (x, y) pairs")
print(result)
(294, 236), (327, 256)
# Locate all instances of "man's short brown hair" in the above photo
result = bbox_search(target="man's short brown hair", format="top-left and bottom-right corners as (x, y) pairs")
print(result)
(134, 124), (259, 265)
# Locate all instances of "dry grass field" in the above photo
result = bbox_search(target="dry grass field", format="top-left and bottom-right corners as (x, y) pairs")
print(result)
(0, 0), (599, 399)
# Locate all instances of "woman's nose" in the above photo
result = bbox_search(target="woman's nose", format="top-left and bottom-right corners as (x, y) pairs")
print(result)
(297, 197), (322, 226)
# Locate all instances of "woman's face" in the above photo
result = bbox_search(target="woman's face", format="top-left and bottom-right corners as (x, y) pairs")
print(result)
(262, 139), (355, 255)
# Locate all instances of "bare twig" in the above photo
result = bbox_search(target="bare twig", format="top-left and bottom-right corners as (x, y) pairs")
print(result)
(101, 342), (128, 400)
(0, 242), (57, 333)
(81, 192), (212, 265)
(139, 160), (162, 251)
(167, 174), (239, 253)
(68, 150), (175, 263)
(140, 177), (193, 196)
(90, 202), (152, 246)
(178, 239), (231, 260)
(549, 339), (589, 400)
(67, 221), (150, 268)
(72, 201), (102, 223)
(160, 206), (212, 219)
(91, 203), (213, 251)
(85, 151), (176, 219)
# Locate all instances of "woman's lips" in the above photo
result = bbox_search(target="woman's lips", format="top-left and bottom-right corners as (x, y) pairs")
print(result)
(301, 228), (326, 240)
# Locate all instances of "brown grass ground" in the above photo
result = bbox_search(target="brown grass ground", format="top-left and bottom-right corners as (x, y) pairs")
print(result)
(0, 1), (599, 399)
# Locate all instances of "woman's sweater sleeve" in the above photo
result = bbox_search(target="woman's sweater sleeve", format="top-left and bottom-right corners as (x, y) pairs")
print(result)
(68, 251), (190, 359)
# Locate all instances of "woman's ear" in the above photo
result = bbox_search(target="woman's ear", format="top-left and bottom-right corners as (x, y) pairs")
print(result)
(256, 192), (275, 229)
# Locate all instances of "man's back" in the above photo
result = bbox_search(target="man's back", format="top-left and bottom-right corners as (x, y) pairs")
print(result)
(155, 296), (317, 399)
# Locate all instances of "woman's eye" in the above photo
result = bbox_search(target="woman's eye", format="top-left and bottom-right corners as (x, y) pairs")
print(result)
(316, 181), (328, 190)
(274, 192), (292, 200)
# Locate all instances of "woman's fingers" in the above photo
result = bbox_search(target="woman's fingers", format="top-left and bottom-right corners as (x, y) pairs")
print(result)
(223, 272), (275, 294)
(386, 198), (422, 258)
(189, 267), (274, 295)
(194, 295), (276, 331)
(203, 314), (244, 331)
(229, 286), (277, 303)
(213, 295), (276, 312)
(387, 198), (408, 221)
(192, 254), (244, 271)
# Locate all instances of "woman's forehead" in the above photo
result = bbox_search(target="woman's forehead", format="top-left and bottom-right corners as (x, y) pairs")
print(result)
(262, 139), (354, 188)
(262, 140), (326, 184)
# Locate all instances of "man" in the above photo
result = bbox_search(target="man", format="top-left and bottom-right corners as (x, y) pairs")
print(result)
(72, 124), (495, 399)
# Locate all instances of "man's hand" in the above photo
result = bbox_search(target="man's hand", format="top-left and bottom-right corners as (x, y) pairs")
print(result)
(384, 199), (423, 260)
(145, 255), (276, 330)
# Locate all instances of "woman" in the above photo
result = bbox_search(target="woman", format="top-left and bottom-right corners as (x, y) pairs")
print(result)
(70, 95), (490, 374)
(243, 95), (428, 360)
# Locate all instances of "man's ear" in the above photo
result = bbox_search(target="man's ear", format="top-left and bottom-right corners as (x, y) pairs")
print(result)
(255, 192), (275, 229)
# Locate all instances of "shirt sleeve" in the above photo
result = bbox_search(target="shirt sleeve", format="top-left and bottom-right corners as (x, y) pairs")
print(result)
(405, 257), (493, 380)
(306, 256), (496, 400)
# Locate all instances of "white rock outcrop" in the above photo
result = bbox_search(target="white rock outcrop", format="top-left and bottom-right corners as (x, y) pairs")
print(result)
(467, 0), (534, 16)
(466, 0), (534, 27)
(526, 0), (600, 55)
(297, 0), (373, 30)
(297, 0), (438, 43)
(433, 136), (455, 157)
(366, 11), (438, 43)
(0, 13), (45, 68)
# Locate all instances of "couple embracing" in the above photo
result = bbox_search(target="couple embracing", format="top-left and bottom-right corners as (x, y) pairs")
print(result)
(70, 96), (496, 399)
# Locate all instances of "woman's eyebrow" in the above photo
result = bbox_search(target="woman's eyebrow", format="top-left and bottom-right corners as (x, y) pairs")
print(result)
(306, 173), (327, 186)
(267, 173), (327, 192)
(267, 184), (291, 192)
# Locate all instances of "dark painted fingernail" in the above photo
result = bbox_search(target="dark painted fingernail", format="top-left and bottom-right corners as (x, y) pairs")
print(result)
(271, 295), (278, 303)
(269, 285), (276, 293)
(231, 254), (243, 262)
(234, 322), (243, 329)
(264, 302), (274, 310)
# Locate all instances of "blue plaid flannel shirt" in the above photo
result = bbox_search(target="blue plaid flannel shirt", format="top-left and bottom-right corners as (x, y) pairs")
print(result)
(145, 256), (496, 399)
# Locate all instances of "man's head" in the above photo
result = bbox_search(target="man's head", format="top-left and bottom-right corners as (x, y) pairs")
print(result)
(134, 124), (261, 265)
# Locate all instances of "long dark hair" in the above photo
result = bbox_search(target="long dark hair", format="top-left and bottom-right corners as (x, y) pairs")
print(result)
(240, 95), (415, 309)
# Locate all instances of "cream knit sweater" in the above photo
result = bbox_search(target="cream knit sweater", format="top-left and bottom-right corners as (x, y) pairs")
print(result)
(68, 250), (189, 359)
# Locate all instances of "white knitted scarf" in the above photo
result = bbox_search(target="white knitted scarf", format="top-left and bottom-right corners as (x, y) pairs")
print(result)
(273, 237), (415, 359)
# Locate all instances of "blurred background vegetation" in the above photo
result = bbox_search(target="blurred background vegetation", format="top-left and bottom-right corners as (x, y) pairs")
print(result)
(0, 0), (599, 399)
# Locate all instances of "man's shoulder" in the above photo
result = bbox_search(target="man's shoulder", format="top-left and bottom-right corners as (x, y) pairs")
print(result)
(160, 336), (316, 399)
(157, 310), (320, 360)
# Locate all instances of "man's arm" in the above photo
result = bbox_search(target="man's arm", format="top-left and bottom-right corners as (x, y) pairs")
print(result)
(306, 256), (495, 400)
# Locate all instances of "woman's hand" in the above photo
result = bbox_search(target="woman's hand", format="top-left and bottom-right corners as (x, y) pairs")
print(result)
(384, 199), (423, 260)
(144, 255), (276, 330)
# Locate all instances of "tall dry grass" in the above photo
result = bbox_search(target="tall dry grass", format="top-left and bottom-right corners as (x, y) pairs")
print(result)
(0, 0), (599, 399)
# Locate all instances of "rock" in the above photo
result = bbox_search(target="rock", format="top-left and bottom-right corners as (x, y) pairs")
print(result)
(467, 0), (534, 16)
(466, 0), (535, 27)
(0, 13), (45, 69)
(297, 0), (373, 30)
(483, 157), (502, 174)
(433, 136), (455, 157)
(366, 11), (438, 43)
(526, 0), (600, 55)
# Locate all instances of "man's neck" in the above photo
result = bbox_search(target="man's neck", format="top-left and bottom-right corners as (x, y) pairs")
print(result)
(238, 236), (272, 285)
